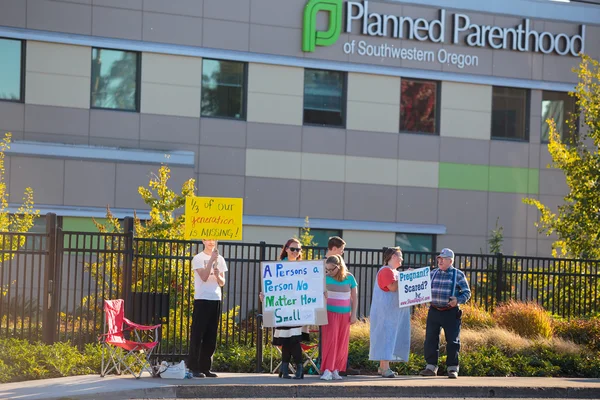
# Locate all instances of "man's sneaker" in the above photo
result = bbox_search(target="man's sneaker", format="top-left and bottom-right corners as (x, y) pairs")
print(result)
(203, 371), (218, 378)
(419, 368), (437, 376)
(448, 370), (458, 379)
(192, 371), (205, 378)
(320, 369), (333, 380)
(332, 370), (343, 380)
(381, 368), (396, 378)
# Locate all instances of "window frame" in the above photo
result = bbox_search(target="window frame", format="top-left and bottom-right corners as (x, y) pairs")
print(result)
(0, 38), (26, 103)
(540, 89), (579, 144)
(491, 86), (531, 142)
(200, 58), (248, 121)
(399, 77), (441, 136)
(89, 47), (141, 113)
(302, 68), (347, 129)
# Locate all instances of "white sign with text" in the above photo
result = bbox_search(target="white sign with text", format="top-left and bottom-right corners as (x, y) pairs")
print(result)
(261, 260), (325, 327)
(398, 267), (432, 308)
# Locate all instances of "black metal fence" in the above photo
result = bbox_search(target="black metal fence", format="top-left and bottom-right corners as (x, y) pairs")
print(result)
(1, 213), (600, 360)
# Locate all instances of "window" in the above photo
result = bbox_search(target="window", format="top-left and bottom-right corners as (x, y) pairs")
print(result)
(304, 69), (345, 127)
(542, 90), (578, 143)
(491, 86), (530, 141)
(201, 59), (246, 120)
(91, 48), (139, 111)
(0, 38), (24, 102)
(395, 233), (435, 253)
(307, 229), (343, 248)
(395, 233), (435, 268)
(400, 79), (439, 134)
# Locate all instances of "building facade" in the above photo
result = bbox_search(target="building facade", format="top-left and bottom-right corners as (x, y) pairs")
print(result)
(0, 0), (599, 255)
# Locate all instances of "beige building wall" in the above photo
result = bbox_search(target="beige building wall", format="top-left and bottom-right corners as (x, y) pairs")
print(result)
(347, 73), (400, 133)
(247, 63), (303, 125)
(140, 52), (202, 117)
(25, 41), (91, 109)
(440, 82), (492, 140)
(242, 225), (299, 245)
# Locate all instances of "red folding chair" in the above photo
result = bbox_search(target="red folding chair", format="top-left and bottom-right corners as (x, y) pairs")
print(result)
(100, 299), (161, 379)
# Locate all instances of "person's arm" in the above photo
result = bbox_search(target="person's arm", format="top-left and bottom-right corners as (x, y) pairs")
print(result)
(456, 271), (471, 304)
(198, 251), (218, 282)
(387, 281), (399, 292)
(214, 257), (226, 287)
(350, 286), (358, 324)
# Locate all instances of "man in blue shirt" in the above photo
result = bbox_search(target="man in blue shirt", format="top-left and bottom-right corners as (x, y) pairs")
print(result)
(420, 248), (471, 379)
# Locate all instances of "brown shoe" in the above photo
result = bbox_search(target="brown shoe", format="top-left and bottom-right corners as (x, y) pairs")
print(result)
(419, 368), (437, 376)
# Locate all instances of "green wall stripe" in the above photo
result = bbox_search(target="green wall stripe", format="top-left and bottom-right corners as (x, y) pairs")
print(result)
(439, 163), (539, 194)
(438, 163), (489, 191)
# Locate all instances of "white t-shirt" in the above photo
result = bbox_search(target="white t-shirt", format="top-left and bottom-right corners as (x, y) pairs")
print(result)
(192, 251), (228, 300)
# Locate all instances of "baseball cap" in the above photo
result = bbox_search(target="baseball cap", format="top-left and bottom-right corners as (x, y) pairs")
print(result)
(438, 248), (455, 260)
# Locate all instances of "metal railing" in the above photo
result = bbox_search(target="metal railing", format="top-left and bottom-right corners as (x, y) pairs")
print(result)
(1, 213), (600, 361)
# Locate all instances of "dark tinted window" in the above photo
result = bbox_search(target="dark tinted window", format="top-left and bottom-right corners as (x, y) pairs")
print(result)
(91, 48), (139, 111)
(491, 86), (529, 141)
(201, 59), (246, 120)
(400, 79), (438, 134)
(0, 38), (23, 101)
(542, 90), (578, 143)
(304, 69), (345, 127)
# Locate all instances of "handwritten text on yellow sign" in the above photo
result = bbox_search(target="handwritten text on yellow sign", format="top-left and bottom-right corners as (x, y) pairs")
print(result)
(185, 197), (243, 241)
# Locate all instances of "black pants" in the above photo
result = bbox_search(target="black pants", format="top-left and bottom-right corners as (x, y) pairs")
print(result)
(187, 299), (221, 373)
(424, 307), (462, 368)
(281, 342), (302, 364)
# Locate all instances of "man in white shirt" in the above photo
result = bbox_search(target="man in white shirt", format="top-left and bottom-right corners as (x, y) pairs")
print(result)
(187, 239), (228, 378)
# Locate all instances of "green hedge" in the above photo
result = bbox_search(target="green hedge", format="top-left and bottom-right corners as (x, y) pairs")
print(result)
(1, 336), (599, 383)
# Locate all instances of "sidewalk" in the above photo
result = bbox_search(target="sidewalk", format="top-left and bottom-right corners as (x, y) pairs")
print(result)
(1, 373), (599, 399)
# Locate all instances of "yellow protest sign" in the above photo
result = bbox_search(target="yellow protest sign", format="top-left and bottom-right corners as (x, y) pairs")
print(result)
(184, 197), (243, 241)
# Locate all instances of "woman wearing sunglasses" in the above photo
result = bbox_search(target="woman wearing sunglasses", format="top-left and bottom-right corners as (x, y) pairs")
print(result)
(319, 254), (358, 381)
(260, 238), (309, 379)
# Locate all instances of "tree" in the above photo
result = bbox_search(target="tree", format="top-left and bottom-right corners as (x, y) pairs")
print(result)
(298, 216), (318, 260)
(84, 165), (196, 349)
(523, 55), (600, 259)
(0, 132), (39, 295)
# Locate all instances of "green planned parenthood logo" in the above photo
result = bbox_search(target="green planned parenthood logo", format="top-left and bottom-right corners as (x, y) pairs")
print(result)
(302, 0), (343, 52)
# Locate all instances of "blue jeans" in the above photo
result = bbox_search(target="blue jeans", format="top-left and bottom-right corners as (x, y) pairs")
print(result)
(424, 307), (462, 368)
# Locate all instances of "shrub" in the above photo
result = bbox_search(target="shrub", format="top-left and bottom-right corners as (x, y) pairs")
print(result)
(349, 318), (370, 344)
(494, 301), (553, 339)
(411, 304), (429, 328)
(553, 316), (600, 352)
(460, 303), (496, 330)
(0, 338), (100, 383)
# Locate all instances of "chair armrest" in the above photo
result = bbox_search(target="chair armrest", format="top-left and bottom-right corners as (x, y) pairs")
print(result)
(123, 317), (161, 330)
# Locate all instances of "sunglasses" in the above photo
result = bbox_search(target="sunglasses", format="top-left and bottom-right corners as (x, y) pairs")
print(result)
(326, 265), (339, 272)
(288, 247), (302, 252)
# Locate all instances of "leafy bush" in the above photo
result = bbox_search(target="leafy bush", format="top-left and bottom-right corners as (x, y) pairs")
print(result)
(0, 338), (101, 383)
(553, 316), (600, 352)
(494, 301), (553, 339)
(461, 303), (496, 330)
(411, 303), (495, 331)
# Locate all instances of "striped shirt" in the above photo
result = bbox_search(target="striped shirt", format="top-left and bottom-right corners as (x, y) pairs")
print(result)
(326, 274), (357, 314)
(430, 266), (471, 308)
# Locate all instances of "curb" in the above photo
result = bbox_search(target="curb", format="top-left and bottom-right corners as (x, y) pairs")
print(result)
(62, 384), (600, 399)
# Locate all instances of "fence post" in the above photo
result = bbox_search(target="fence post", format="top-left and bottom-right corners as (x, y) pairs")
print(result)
(255, 241), (266, 373)
(495, 252), (504, 306)
(122, 217), (134, 320)
(43, 213), (57, 344)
